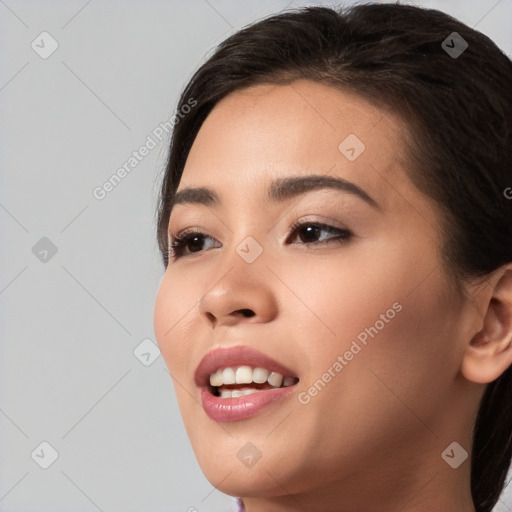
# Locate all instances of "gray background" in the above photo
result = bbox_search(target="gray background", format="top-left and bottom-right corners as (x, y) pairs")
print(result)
(1, 1), (511, 511)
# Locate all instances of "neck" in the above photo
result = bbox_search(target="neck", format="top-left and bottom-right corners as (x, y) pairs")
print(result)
(238, 435), (475, 512)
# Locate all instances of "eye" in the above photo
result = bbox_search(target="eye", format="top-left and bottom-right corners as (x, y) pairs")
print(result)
(286, 220), (352, 246)
(168, 229), (219, 260)
(168, 221), (352, 261)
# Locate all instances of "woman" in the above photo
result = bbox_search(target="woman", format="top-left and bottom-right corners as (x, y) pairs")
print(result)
(153, 3), (512, 511)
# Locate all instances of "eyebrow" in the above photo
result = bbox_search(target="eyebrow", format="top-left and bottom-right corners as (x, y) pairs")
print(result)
(168, 174), (380, 215)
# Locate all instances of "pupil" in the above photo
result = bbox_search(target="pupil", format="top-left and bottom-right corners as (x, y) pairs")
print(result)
(301, 225), (319, 243)
(189, 236), (203, 252)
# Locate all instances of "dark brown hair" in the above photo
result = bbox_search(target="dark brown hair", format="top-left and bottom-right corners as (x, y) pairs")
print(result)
(156, 3), (512, 510)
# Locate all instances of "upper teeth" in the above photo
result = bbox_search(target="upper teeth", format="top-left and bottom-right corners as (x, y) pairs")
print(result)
(209, 366), (296, 388)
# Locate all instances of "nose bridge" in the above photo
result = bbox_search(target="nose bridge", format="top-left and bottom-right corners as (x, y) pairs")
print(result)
(214, 218), (270, 278)
(197, 232), (276, 327)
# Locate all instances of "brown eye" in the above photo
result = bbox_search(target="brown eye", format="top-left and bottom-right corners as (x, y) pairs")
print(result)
(169, 231), (220, 260)
(288, 221), (352, 245)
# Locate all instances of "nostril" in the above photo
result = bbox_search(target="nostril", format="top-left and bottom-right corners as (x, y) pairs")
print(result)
(205, 312), (216, 324)
(238, 309), (255, 318)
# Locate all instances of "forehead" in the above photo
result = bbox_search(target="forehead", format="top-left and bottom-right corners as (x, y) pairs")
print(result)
(180, 80), (413, 212)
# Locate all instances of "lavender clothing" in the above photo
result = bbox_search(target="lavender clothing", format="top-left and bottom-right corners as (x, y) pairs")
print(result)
(233, 497), (246, 511)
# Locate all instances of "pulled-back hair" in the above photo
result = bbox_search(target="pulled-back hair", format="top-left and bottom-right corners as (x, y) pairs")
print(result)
(156, 4), (512, 510)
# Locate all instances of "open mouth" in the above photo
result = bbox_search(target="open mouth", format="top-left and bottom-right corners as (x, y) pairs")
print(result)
(208, 366), (300, 398)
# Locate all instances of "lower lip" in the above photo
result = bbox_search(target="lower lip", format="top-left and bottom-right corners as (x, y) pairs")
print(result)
(200, 385), (297, 422)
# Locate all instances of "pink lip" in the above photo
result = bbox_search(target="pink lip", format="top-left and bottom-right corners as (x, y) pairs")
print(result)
(200, 385), (296, 422)
(194, 345), (299, 422)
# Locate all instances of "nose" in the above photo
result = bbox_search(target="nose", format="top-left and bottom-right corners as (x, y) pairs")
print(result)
(197, 248), (278, 329)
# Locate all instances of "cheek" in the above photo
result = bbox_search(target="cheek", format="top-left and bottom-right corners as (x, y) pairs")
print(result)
(153, 274), (206, 435)
(153, 273), (197, 377)
(284, 250), (457, 420)
(275, 250), (405, 360)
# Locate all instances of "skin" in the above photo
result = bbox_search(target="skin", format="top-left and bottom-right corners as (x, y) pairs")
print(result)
(153, 79), (512, 512)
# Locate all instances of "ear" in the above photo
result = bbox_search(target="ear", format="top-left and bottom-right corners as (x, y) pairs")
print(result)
(461, 264), (512, 384)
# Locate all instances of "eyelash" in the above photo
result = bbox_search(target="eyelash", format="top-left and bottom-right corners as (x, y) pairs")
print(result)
(168, 220), (352, 261)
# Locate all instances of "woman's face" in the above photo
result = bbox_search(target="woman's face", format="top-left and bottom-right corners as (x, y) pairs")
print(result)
(153, 80), (476, 506)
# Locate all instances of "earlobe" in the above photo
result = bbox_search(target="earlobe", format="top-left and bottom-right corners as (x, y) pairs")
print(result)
(461, 265), (512, 384)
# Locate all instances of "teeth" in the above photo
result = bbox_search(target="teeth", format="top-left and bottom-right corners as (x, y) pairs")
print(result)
(232, 388), (260, 398)
(267, 372), (283, 387)
(283, 376), (296, 387)
(220, 389), (232, 399)
(252, 367), (269, 383)
(220, 388), (261, 399)
(209, 365), (297, 390)
(235, 366), (253, 384)
(210, 370), (223, 387)
(221, 367), (236, 385)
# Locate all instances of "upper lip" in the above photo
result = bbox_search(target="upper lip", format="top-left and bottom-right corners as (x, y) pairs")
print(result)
(194, 345), (299, 388)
